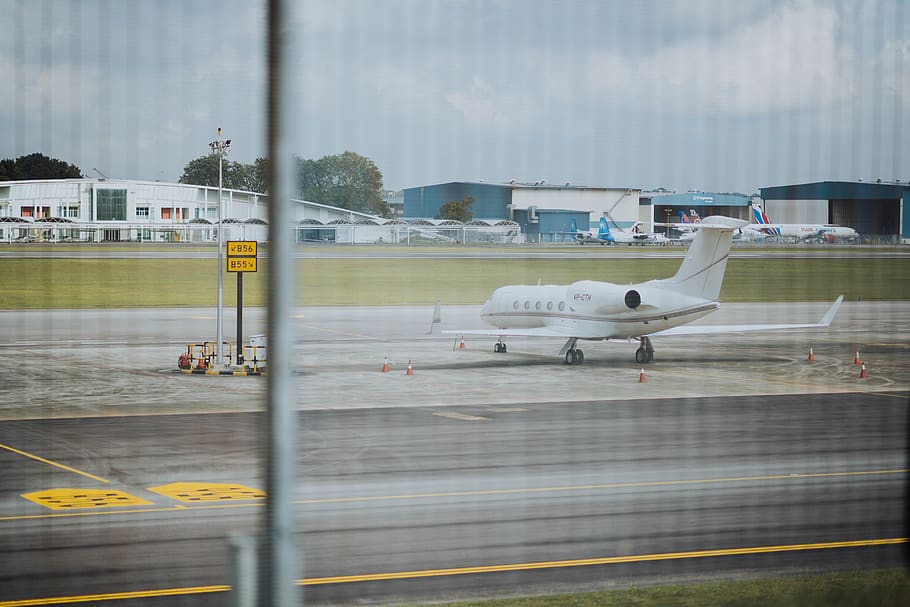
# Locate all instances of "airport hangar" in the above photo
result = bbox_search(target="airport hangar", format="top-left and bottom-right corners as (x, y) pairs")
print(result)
(0, 178), (518, 245)
(402, 181), (645, 243)
(643, 190), (753, 235)
(760, 180), (909, 243)
(0, 178), (525, 244)
(638, 181), (909, 242)
(3, 177), (905, 244)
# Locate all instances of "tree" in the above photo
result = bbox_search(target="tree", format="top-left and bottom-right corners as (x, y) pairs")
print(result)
(178, 154), (259, 191)
(249, 157), (268, 194)
(438, 195), (475, 222)
(178, 150), (388, 215)
(297, 151), (389, 217)
(0, 153), (82, 181)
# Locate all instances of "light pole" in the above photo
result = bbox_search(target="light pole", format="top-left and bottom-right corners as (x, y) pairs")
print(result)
(209, 128), (231, 367)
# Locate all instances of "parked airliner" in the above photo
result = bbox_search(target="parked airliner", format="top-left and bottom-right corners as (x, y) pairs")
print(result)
(751, 202), (858, 242)
(594, 217), (669, 245)
(570, 217), (614, 245)
(437, 216), (843, 365)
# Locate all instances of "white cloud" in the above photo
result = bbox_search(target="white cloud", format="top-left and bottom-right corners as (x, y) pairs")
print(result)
(445, 77), (533, 130)
(585, 1), (853, 117)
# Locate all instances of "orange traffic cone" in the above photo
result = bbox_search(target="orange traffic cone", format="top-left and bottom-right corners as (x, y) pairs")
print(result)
(808, 347), (815, 362)
(859, 363), (867, 379)
(406, 360), (414, 376)
(638, 368), (646, 383)
(459, 336), (465, 350)
(854, 350), (862, 365)
(382, 356), (390, 373)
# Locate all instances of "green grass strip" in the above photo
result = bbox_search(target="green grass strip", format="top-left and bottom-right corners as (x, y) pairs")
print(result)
(394, 568), (910, 607)
(0, 256), (908, 309)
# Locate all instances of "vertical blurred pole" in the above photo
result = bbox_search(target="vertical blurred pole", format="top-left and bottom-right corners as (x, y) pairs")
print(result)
(216, 130), (224, 367)
(230, 535), (257, 607)
(263, 0), (300, 604)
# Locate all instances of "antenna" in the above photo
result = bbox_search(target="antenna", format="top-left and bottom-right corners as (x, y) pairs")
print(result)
(92, 168), (109, 180)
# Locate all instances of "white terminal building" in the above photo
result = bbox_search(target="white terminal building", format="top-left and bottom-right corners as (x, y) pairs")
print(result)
(0, 178), (522, 244)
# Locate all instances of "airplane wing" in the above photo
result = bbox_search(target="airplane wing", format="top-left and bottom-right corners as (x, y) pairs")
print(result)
(433, 296), (844, 340)
(652, 295), (844, 336)
(442, 326), (578, 338)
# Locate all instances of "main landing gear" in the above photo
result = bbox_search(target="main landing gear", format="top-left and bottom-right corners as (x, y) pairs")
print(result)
(635, 336), (655, 363)
(491, 336), (651, 366)
(559, 337), (585, 365)
(564, 347), (584, 365)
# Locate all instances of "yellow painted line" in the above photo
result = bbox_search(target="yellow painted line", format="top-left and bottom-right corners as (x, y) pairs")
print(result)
(433, 411), (490, 422)
(0, 502), (263, 523)
(860, 391), (910, 400)
(1, 468), (904, 522)
(293, 468), (909, 505)
(0, 442), (110, 484)
(300, 537), (908, 586)
(298, 322), (378, 340)
(0, 538), (903, 605)
(658, 366), (862, 394)
(0, 584), (230, 606)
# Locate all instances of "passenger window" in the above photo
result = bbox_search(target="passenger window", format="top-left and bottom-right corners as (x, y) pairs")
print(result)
(535, 301), (541, 310)
(547, 301), (553, 311)
(524, 301), (530, 310)
(513, 300), (519, 310)
(558, 301), (565, 311)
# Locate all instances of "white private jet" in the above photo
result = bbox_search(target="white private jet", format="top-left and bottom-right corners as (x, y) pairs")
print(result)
(435, 216), (843, 365)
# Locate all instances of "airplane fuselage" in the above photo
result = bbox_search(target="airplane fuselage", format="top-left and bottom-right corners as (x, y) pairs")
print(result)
(480, 280), (718, 340)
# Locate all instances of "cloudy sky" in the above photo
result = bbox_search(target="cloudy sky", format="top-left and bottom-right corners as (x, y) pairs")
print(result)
(3, 0), (907, 194)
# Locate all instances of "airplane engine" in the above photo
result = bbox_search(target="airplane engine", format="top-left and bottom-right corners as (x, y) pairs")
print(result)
(568, 281), (647, 314)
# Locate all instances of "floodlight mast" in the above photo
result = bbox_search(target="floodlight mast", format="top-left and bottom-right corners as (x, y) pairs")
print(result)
(209, 129), (231, 368)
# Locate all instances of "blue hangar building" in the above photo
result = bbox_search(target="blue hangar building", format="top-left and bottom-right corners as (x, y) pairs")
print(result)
(402, 181), (643, 242)
(760, 181), (909, 241)
(644, 191), (753, 228)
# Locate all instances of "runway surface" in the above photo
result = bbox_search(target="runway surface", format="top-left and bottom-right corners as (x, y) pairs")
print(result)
(0, 393), (906, 606)
(0, 302), (907, 605)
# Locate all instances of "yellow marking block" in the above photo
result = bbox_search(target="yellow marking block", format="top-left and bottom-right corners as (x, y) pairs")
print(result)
(148, 482), (265, 503)
(22, 488), (152, 510)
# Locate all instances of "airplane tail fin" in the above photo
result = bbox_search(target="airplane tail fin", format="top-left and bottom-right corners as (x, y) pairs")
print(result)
(597, 217), (614, 242)
(666, 216), (747, 300)
(752, 202), (780, 236)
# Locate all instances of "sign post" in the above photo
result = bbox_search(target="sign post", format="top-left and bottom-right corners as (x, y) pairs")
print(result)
(227, 241), (258, 366)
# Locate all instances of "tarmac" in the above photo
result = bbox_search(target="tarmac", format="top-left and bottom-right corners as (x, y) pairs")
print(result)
(0, 300), (907, 419)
